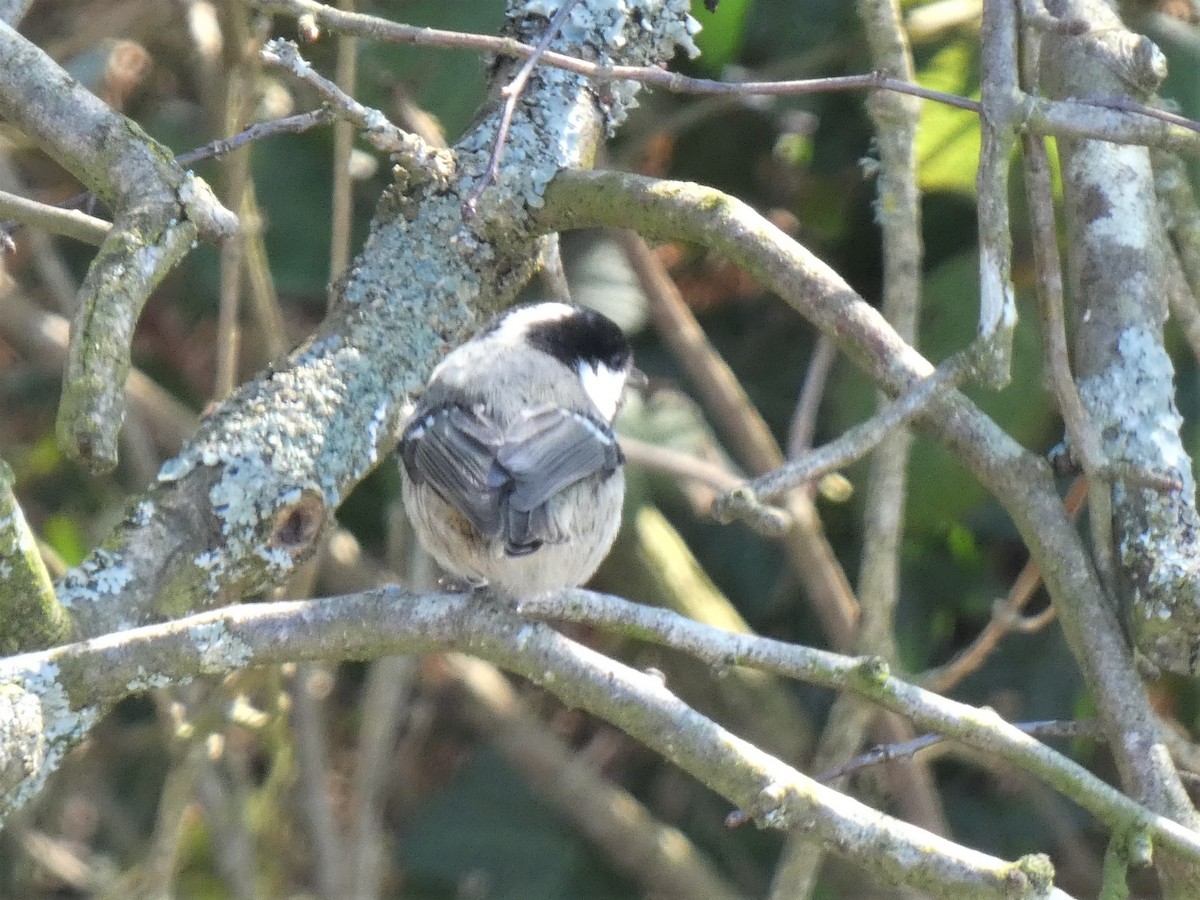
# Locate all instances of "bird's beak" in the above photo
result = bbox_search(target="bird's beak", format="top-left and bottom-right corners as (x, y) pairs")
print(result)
(627, 366), (649, 390)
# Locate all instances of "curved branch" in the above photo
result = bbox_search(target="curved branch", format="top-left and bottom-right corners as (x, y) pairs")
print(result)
(520, 589), (1200, 866)
(0, 21), (236, 472)
(0, 589), (1072, 900)
(533, 168), (1200, 851)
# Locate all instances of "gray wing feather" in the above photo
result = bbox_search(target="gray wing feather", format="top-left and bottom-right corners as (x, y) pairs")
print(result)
(402, 403), (621, 555)
(498, 408), (621, 516)
(401, 405), (507, 537)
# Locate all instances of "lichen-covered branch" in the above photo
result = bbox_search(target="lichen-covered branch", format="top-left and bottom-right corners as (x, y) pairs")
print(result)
(1043, 0), (1200, 684)
(0, 460), (72, 654)
(0, 590), (1073, 899)
(0, 20), (236, 472)
(975, 0), (1019, 385)
(53, 0), (697, 636)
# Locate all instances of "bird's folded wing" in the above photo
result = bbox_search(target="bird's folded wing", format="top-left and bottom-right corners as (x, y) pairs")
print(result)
(400, 404), (507, 537)
(498, 407), (622, 515)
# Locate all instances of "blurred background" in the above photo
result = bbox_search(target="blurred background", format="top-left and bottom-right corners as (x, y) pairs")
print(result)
(2, 0), (1200, 896)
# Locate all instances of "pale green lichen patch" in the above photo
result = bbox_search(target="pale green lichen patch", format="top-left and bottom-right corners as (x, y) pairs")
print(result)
(125, 666), (175, 692)
(188, 619), (254, 673)
(57, 548), (134, 610)
(512, 0), (700, 138)
(0, 660), (100, 813)
(1078, 325), (1200, 672)
(1077, 327), (1189, 475)
(1071, 144), (1155, 251)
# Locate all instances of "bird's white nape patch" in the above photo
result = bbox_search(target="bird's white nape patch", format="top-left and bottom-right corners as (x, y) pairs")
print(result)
(578, 361), (627, 422)
(488, 302), (575, 347)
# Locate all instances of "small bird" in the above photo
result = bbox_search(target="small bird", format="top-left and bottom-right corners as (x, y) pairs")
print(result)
(398, 302), (639, 598)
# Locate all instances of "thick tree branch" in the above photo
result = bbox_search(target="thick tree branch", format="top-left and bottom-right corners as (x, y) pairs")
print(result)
(1044, 0), (1200, 685)
(52, 0), (696, 640)
(0, 590), (1072, 899)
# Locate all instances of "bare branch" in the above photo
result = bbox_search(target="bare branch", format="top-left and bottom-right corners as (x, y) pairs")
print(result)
(714, 351), (971, 524)
(0, 21), (236, 472)
(534, 169), (1199, 862)
(0, 589), (1077, 899)
(521, 589), (1200, 870)
(260, 38), (454, 186)
(0, 191), (110, 246)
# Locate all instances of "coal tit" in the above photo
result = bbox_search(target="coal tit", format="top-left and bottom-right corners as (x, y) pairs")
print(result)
(398, 302), (639, 597)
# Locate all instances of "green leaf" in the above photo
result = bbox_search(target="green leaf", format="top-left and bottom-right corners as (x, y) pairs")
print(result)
(42, 514), (87, 567)
(915, 40), (982, 194)
(690, 0), (753, 74)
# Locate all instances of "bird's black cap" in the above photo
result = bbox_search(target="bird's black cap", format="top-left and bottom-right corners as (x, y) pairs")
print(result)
(488, 303), (632, 373)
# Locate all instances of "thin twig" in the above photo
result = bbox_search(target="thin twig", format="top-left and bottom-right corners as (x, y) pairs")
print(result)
(214, 8), (260, 402)
(619, 435), (747, 493)
(816, 715), (1104, 787)
(851, 0), (946, 847)
(329, 0), (358, 284)
(715, 352), (972, 523)
(1087, 97), (1200, 135)
(0, 190), (110, 246)
(289, 664), (344, 900)
(618, 229), (861, 649)
(176, 108), (338, 168)
(347, 656), (416, 897)
(260, 39), (453, 185)
(818, 718), (1106, 783)
(786, 335), (837, 459)
(464, 0), (582, 216)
